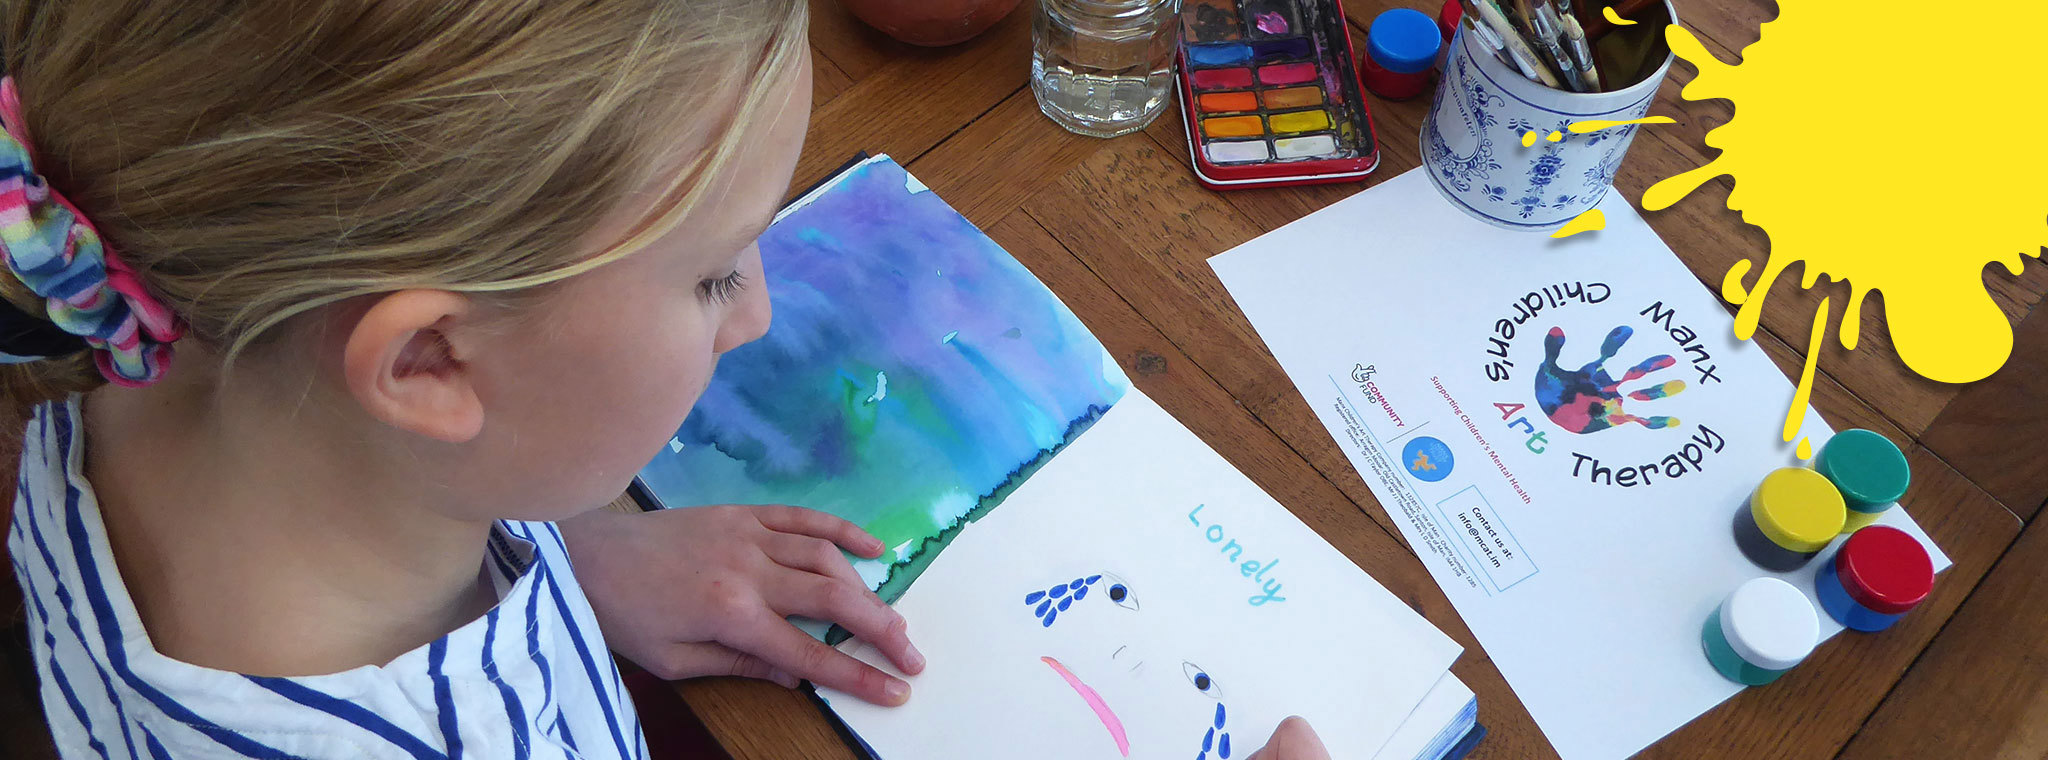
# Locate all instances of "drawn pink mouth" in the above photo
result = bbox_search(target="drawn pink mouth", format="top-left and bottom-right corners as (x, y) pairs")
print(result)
(1041, 656), (1129, 757)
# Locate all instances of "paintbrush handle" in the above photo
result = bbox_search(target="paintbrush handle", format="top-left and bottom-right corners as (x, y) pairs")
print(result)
(1473, 0), (1564, 88)
(1560, 14), (1603, 90)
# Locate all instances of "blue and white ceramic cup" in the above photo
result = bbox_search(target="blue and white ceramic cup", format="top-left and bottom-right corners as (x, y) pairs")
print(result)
(1420, 8), (1675, 231)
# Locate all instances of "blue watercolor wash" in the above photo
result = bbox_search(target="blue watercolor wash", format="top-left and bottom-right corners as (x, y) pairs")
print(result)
(1058, 597), (1074, 612)
(1070, 578), (1086, 590)
(1073, 586), (1089, 601)
(1025, 590), (1045, 605)
(1050, 584), (1069, 598)
(1086, 574), (1102, 584)
(1215, 703), (1226, 728)
(637, 157), (1130, 602)
(1219, 733), (1232, 759)
(1042, 607), (1058, 627)
(1203, 727), (1215, 751)
(1035, 600), (1051, 617)
(1188, 43), (1252, 66)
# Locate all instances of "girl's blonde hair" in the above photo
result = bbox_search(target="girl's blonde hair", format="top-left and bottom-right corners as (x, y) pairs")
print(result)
(0, 0), (808, 404)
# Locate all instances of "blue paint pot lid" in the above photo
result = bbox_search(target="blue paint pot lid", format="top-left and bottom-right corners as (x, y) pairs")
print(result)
(1720, 577), (1818, 671)
(1368, 8), (1442, 74)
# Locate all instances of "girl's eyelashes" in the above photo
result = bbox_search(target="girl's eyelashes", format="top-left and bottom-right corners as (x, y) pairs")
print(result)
(697, 269), (748, 304)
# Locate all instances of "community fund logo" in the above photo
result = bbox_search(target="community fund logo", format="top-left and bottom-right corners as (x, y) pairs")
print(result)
(1481, 282), (1731, 489)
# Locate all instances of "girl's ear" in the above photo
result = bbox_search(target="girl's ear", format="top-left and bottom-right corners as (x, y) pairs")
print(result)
(340, 290), (485, 443)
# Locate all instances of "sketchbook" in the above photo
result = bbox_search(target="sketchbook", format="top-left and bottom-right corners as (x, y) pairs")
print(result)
(633, 156), (1475, 760)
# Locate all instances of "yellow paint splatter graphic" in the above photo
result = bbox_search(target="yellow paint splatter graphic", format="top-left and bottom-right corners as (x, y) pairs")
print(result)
(1521, 131), (1538, 148)
(1796, 437), (1812, 460)
(1568, 116), (1675, 133)
(1552, 209), (1606, 238)
(1602, 6), (1637, 26)
(1640, 7), (2047, 443)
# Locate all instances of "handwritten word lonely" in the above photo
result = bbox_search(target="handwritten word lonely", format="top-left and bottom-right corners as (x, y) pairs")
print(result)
(1188, 504), (1288, 606)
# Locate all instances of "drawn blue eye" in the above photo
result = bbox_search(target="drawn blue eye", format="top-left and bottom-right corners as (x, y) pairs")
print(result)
(1097, 572), (1139, 611)
(1184, 662), (1223, 699)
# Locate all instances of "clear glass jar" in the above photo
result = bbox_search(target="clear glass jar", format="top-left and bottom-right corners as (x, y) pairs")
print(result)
(1031, 0), (1182, 138)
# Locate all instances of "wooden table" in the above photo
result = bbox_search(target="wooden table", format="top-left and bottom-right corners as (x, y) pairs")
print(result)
(660, 2), (2048, 758)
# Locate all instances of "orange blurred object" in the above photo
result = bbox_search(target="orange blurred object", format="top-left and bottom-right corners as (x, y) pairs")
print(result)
(838, 0), (1025, 46)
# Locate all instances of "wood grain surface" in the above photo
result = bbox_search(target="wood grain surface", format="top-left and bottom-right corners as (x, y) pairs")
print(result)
(661, 1), (2047, 758)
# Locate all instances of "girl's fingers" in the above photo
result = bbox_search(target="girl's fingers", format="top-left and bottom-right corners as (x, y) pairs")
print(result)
(732, 605), (913, 707)
(763, 569), (924, 677)
(645, 641), (798, 688)
(765, 533), (873, 593)
(754, 504), (885, 558)
(1246, 717), (1329, 760)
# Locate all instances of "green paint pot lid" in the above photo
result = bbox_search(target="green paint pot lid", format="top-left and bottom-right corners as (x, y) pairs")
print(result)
(1815, 429), (1910, 508)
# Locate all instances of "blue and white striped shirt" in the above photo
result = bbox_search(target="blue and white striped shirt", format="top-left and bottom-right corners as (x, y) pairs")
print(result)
(7, 400), (647, 759)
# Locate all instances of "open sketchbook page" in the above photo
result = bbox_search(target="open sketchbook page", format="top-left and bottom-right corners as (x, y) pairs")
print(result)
(637, 156), (1129, 601)
(823, 391), (1463, 760)
(1210, 168), (1949, 760)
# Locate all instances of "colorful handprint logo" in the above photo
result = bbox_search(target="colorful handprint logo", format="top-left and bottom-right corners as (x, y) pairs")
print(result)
(1535, 326), (1685, 434)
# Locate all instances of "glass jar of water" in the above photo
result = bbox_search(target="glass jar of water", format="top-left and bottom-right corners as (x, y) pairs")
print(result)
(1032, 0), (1182, 138)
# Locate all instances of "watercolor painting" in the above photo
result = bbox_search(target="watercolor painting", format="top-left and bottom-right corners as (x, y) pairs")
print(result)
(636, 156), (1129, 601)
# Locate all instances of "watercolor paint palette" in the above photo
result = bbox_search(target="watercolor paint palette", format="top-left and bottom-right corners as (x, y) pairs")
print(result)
(1177, 0), (1379, 189)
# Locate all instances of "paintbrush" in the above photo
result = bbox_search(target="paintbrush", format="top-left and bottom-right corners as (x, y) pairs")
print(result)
(1469, 0), (1564, 88)
(1520, 0), (1591, 91)
(1558, 10), (1603, 90)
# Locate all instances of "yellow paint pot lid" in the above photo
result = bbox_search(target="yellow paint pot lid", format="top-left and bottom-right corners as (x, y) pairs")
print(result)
(1751, 467), (1847, 553)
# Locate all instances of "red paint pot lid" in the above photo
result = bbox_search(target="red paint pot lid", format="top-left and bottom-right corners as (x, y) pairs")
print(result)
(1835, 525), (1934, 615)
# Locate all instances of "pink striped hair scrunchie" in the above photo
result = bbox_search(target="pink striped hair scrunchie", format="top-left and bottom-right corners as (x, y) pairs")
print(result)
(0, 76), (183, 387)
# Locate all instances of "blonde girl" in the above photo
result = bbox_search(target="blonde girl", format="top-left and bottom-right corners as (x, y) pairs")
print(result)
(2, 2), (926, 757)
(0, 1), (1330, 757)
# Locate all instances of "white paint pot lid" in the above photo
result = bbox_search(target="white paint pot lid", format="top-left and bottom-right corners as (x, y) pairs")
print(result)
(1720, 577), (1819, 671)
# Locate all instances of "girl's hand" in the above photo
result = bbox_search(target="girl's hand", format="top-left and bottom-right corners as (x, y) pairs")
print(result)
(558, 505), (924, 706)
(1247, 717), (1330, 760)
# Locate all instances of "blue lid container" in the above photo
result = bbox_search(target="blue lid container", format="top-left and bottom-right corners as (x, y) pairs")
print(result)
(1368, 8), (1442, 75)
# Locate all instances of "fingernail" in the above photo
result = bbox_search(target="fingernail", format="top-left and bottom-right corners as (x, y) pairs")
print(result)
(906, 644), (927, 672)
(885, 678), (910, 703)
(866, 536), (886, 555)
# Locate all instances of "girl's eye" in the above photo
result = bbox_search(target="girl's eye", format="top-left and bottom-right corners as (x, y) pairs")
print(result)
(697, 270), (748, 304)
(1183, 661), (1222, 699)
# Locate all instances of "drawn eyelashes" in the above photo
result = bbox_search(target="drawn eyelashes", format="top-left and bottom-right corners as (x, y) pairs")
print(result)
(1023, 572), (1138, 627)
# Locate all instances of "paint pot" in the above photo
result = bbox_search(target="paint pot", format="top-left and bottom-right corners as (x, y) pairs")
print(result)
(1813, 429), (1910, 533)
(1702, 577), (1819, 686)
(1816, 525), (1934, 632)
(1434, 0), (1461, 73)
(1361, 8), (1439, 100)
(840, 0), (1023, 47)
(1733, 467), (1845, 572)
